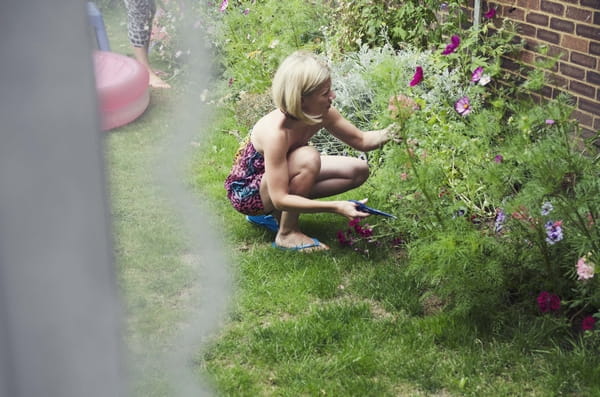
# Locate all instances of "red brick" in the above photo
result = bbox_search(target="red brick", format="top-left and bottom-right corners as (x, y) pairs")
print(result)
(540, 0), (565, 16)
(540, 85), (554, 97)
(547, 72), (569, 87)
(503, 6), (525, 20)
(588, 70), (600, 85)
(566, 6), (593, 23)
(519, 50), (535, 63)
(526, 12), (549, 26)
(560, 62), (586, 79)
(579, 98), (600, 116)
(571, 52), (597, 68)
(517, 22), (537, 37)
(517, 0), (540, 9)
(550, 17), (575, 33)
(572, 109), (594, 126)
(561, 34), (589, 52)
(537, 28), (561, 44)
(581, 0), (600, 9)
(577, 25), (600, 41)
(501, 56), (522, 72)
(570, 80), (597, 98)
(547, 45), (568, 60)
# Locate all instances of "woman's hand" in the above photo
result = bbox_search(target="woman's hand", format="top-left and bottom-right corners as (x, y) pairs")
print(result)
(337, 198), (370, 220)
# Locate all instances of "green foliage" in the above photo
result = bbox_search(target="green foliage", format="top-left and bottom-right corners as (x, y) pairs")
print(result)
(207, 0), (331, 94)
(330, 0), (447, 52)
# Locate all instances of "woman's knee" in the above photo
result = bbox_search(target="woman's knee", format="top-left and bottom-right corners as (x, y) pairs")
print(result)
(289, 146), (321, 176)
(353, 160), (370, 186)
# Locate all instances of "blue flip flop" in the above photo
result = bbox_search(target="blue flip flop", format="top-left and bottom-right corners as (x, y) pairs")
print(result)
(246, 214), (279, 232)
(272, 237), (324, 251)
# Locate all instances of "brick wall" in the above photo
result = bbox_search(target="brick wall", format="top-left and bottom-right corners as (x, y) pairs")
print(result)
(468, 0), (600, 138)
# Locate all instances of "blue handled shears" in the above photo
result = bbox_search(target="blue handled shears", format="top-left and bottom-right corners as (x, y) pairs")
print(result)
(349, 200), (396, 219)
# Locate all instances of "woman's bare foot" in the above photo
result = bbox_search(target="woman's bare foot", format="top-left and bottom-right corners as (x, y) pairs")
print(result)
(149, 70), (171, 88)
(273, 231), (329, 252)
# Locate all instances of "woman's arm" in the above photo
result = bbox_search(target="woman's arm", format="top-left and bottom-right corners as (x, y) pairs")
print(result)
(323, 108), (392, 152)
(260, 128), (369, 219)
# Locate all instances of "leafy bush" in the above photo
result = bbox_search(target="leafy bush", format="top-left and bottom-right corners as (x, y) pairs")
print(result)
(207, 0), (331, 94)
(330, 0), (446, 52)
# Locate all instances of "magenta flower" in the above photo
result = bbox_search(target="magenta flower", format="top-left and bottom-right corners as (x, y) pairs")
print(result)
(409, 66), (424, 86)
(219, 0), (228, 12)
(471, 66), (484, 82)
(537, 291), (560, 313)
(454, 96), (471, 116)
(337, 230), (351, 246)
(494, 154), (503, 163)
(442, 35), (460, 55)
(582, 315), (596, 331)
(484, 8), (497, 19)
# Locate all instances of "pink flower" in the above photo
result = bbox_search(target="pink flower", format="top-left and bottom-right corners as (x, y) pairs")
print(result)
(409, 66), (424, 86)
(576, 254), (595, 280)
(471, 66), (484, 82)
(243, 8), (250, 15)
(442, 35), (460, 55)
(336, 230), (352, 247)
(219, 0), (228, 12)
(484, 8), (497, 19)
(537, 291), (560, 313)
(582, 315), (596, 331)
(454, 96), (471, 116)
(545, 119), (555, 125)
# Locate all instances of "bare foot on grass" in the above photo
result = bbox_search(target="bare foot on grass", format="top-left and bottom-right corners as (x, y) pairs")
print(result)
(273, 231), (329, 252)
(149, 71), (171, 88)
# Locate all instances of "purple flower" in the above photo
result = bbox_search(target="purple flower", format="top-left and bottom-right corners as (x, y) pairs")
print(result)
(471, 66), (484, 82)
(454, 96), (471, 116)
(219, 0), (228, 12)
(541, 202), (553, 216)
(494, 154), (503, 163)
(537, 291), (560, 313)
(582, 315), (596, 331)
(545, 220), (563, 245)
(409, 66), (424, 86)
(484, 8), (497, 19)
(494, 209), (506, 233)
(545, 119), (555, 125)
(243, 8), (250, 15)
(442, 35), (460, 55)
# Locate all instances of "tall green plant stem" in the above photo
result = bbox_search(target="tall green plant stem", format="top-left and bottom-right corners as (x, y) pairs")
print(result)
(404, 145), (445, 227)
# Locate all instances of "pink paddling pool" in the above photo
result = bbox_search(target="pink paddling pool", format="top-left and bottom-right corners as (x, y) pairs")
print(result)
(93, 51), (149, 131)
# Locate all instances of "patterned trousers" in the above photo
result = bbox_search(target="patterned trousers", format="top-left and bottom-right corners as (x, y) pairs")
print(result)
(123, 0), (156, 47)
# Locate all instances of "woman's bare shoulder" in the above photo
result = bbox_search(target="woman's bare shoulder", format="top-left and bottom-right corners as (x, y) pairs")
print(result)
(252, 110), (287, 151)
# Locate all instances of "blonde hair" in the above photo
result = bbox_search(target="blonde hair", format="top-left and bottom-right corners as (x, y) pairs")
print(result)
(271, 51), (331, 125)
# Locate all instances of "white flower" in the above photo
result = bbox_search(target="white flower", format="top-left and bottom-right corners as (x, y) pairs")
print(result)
(478, 74), (491, 86)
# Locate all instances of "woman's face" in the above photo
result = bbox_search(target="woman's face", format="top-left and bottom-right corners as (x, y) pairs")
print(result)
(301, 79), (336, 118)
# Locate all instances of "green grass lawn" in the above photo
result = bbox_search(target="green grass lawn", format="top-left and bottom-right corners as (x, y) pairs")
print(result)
(100, 3), (600, 396)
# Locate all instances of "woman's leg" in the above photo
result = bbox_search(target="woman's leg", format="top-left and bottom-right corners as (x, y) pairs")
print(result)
(260, 147), (368, 250)
(123, 0), (170, 88)
(309, 155), (369, 199)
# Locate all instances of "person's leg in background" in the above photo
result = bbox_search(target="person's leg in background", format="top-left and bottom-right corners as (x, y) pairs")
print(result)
(123, 0), (170, 88)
